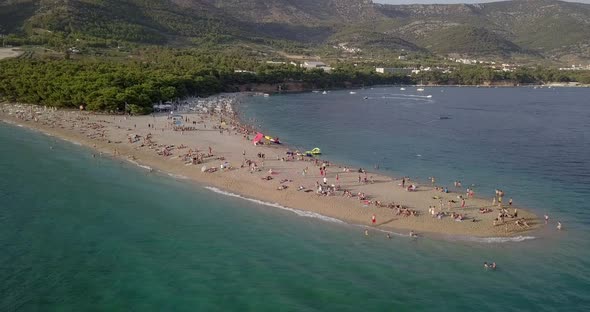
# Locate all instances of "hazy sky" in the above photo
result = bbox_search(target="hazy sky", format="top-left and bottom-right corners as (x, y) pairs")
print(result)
(376, 0), (590, 4)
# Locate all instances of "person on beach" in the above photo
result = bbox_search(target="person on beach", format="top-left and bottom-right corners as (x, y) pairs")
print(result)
(336, 174), (339, 182)
(371, 214), (376, 225)
(461, 198), (466, 208)
(402, 177), (406, 188)
(509, 198), (513, 206)
(545, 215), (549, 224)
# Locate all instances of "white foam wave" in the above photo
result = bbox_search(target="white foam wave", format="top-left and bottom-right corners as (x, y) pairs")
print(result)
(168, 173), (189, 180)
(204, 187), (535, 243)
(205, 186), (345, 224)
(458, 235), (536, 243)
(126, 159), (152, 171)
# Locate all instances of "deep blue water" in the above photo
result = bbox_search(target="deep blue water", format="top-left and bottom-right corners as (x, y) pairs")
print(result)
(1, 86), (590, 311)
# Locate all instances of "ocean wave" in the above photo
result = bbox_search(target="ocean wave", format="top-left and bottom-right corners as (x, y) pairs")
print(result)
(457, 235), (536, 243)
(205, 186), (413, 237)
(204, 186), (536, 242)
(167, 173), (189, 180)
(204, 186), (345, 224)
(126, 159), (152, 171)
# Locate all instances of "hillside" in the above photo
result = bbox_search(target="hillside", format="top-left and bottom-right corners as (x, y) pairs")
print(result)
(0, 0), (589, 62)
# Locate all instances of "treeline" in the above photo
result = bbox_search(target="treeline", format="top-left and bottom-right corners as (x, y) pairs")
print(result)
(0, 53), (409, 113)
(1, 49), (588, 114)
(415, 65), (590, 85)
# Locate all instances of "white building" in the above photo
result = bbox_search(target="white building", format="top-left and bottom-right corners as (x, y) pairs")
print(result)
(303, 61), (331, 72)
(234, 69), (256, 74)
(376, 67), (413, 75)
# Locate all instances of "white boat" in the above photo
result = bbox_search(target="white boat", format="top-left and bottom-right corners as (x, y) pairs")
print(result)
(417, 88), (425, 92)
(426, 95), (433, 98)
(322, 91), (328, 95)
(263, 93), (270, 97)
(400, 87), (406, 91)
(349, 91), (357, 94)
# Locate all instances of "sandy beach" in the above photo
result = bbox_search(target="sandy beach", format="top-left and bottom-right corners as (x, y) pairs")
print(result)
(0, 98), (540, 238)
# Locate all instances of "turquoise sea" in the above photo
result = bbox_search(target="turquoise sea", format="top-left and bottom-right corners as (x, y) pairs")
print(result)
(2, 87), (590, 311)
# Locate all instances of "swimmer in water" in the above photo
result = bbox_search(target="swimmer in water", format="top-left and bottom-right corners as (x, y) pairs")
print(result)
(491, 262), (497, 270)
(364, 229), (369, 236)
(386, 233), (391, 239)
(409, 230), (417, 238)
(557, 222), (562, 230)
(484, 262), (489, 269)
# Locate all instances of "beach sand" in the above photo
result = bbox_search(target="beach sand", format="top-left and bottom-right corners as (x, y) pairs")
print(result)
(0, 99), (540, 238)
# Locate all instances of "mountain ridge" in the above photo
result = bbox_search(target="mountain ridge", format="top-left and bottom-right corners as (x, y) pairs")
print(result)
(1, 0), (589, 62)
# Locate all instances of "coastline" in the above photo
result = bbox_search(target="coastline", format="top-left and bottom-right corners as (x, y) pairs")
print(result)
(1, 99), (540, 239)
(231, 82), (589, 95)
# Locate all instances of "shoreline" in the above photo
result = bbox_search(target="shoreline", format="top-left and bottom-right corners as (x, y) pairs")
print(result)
(1, 99), (541, 239)
(235, 82), (590, 95)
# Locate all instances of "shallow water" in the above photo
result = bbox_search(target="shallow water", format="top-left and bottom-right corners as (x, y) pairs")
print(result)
(1, 86), (590, 311)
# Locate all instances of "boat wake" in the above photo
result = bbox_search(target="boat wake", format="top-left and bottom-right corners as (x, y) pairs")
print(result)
(383, 94), (433, 99)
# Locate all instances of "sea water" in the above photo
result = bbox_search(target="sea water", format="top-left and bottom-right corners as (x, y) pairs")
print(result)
(1, 86), (589, 311)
